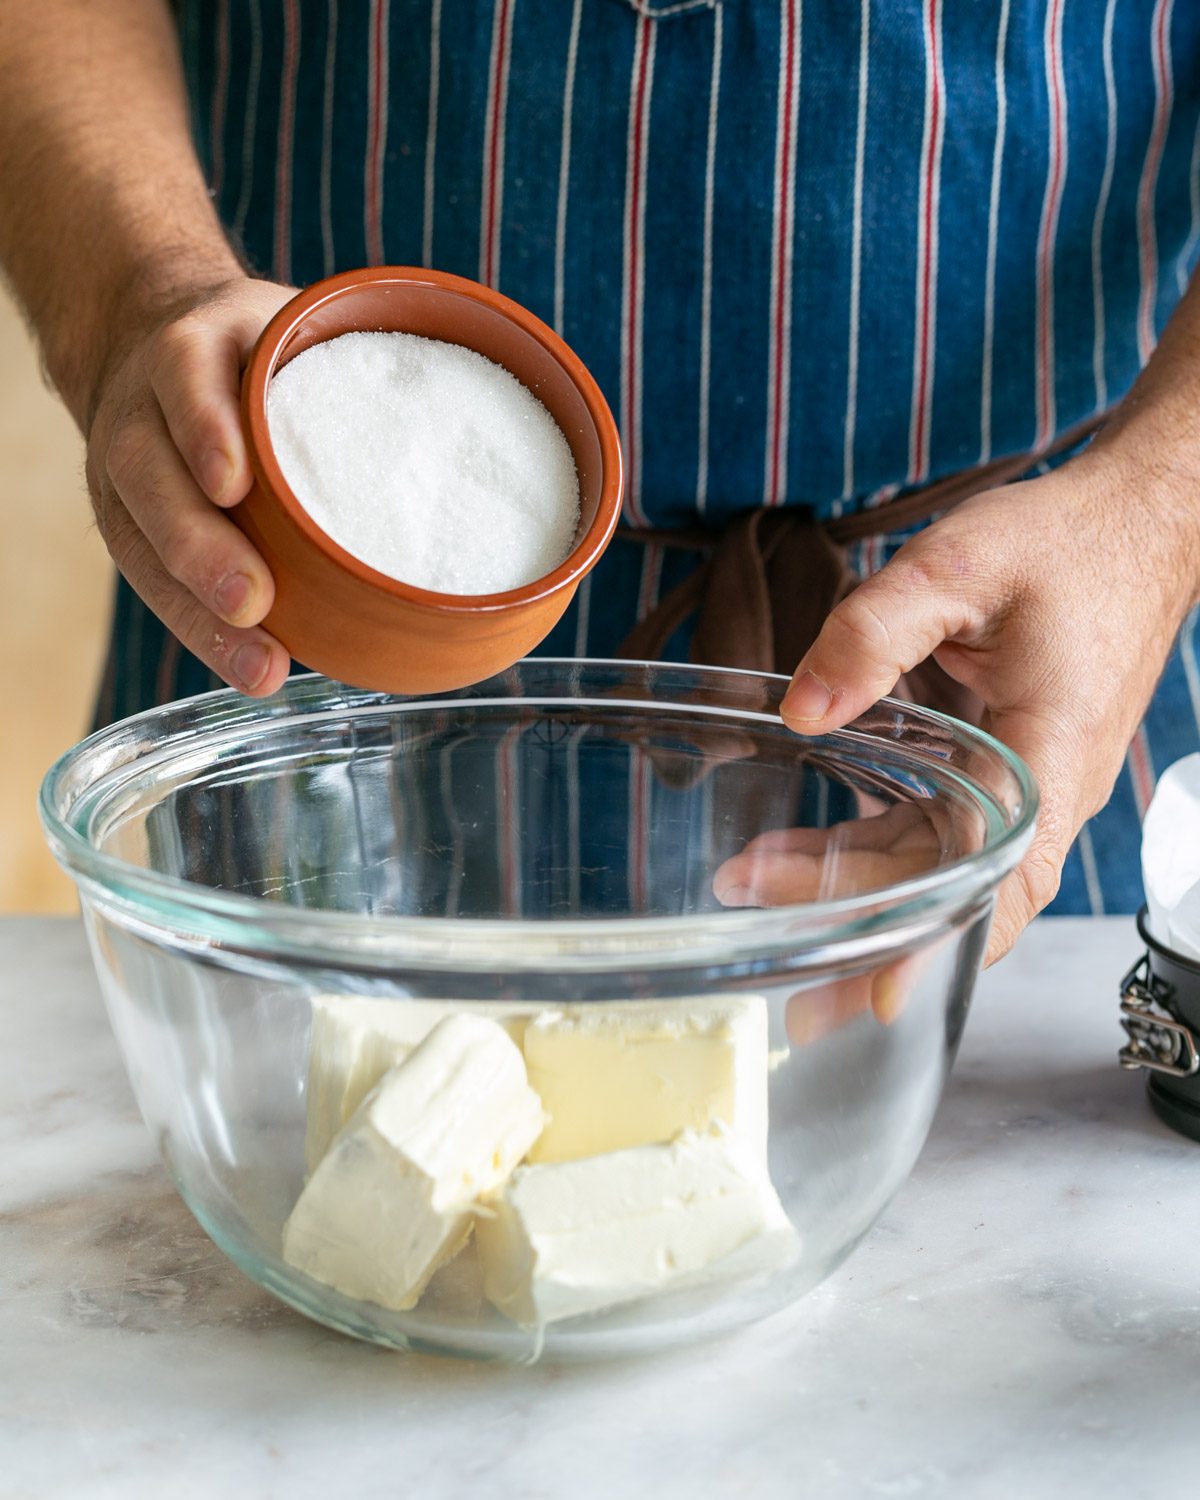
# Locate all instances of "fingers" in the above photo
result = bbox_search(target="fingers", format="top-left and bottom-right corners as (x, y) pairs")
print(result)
(732, 804), (937, 858)
(785, 952), (921, 1046)
(715, 834), (937, 905)
(713, 805), (941, 906)
(786, 974), (875, 1044)
(87, 279), (301, 699)
(986, 810), (1074, 964)
(146, 284), (291, 508)
(780, 544), (982, 733)
(104, 401), (275, 628)
(99, 485), (291, 696)
(148, 317), (249, 505)
(981, 709), (1086, 964)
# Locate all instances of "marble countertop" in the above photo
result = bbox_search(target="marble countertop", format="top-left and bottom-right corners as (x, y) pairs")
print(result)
(3, 916), (1197, 1499)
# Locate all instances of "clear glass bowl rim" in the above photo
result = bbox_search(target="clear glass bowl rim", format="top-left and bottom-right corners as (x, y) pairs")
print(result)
(39, 660), (1038, 971)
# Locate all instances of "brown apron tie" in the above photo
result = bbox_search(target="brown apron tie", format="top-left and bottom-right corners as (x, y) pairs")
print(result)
(616, 415), (1103, 727)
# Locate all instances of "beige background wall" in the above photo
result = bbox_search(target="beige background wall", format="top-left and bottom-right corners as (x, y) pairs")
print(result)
(1, 287), (111, 911)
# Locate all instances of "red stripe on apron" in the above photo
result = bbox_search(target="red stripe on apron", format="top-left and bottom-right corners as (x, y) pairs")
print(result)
(274, 0), (301, 283)
(365, 0), (390, 266)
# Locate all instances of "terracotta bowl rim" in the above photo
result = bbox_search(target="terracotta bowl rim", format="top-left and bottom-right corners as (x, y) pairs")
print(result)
(240, 266), (623, 617)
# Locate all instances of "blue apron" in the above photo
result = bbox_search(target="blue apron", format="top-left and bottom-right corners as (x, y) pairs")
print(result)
(98, 0), (1200, 914)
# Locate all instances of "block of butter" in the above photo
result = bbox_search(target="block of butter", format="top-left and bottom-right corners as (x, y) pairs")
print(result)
(283, 1013), (544, 1312)
(476, 1127), (797, 1327)
(303, 995), (533, 1172)
(522, 996), (769, 1163)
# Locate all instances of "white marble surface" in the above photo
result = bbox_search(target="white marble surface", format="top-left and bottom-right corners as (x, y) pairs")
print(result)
(2, 916), (1197, 1499)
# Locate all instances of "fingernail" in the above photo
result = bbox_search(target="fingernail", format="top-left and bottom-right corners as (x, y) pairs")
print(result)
(202, 447), (234, 501)
(781, 670), (833, 725)
(872, 969), (906, 1025)
(214, 572), (253, 622)
(232, 642), (271, 690)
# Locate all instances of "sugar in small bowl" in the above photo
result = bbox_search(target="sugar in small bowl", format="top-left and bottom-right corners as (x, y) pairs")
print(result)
(235, 268), (623, 694)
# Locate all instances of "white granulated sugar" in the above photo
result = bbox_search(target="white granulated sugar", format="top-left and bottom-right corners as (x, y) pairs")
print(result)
(267, 331), (581, 594)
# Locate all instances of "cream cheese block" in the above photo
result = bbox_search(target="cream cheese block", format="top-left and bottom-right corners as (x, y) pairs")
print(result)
(283, 1014), (545, 1312)
(522, 996), (769, 1163)
(476, 1127), (797, 1327)
(303, 995), (533, 1172)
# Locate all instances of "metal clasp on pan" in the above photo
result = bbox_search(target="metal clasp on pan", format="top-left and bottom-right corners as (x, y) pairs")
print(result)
(1119, 955), (1200, 1079)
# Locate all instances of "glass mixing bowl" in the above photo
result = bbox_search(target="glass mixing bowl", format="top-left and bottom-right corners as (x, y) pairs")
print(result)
(41, 661), (1035, 1362)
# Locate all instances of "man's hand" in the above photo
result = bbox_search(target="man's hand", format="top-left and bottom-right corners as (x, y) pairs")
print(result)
(775, 443), (1200, 963)
(84, 277), (295, 695)
(0, 1), (296, 694)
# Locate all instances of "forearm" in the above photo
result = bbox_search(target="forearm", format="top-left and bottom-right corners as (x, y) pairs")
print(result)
(1086, 273), (1200, 606)
(0, 0), (241, 427)
(1104, 274), (1200, 458)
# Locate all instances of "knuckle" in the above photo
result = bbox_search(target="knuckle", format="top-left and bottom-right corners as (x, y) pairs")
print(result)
(148, 314), (205, 373)
(1083, 786), (1111, 821)
(96, 490), (133, 565)
(1015, 844), (1062, 918)
(98, 490), (211, 639)
(174, 594), (218, 657)
(899, 525), (981, 590)
(130, 540), (176, 618)
(156, 516), (208, 587)
(105, 420), (156, 492)
(987, 912), (1019, 963)
(835, 590), (896, 660)
(147, 322), (236, 461)
(140, 561), (179, 620)
(889, 532), (995, 627)
(107, 515), (173, 616)
(174, 396), (229, 458)
(887, 549), (943, 596)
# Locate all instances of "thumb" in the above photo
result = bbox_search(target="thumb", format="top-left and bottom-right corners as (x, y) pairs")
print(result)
(780, 550), (978, 732)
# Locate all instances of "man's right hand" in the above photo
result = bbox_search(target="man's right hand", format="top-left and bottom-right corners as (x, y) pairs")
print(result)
(85, 276), (296, 696)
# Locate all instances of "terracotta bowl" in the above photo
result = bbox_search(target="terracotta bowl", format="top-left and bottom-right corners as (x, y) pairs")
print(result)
(235, 268), (623, 693)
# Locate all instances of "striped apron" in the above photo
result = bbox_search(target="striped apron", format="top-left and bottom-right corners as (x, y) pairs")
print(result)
(97, 0), (1200, 914)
